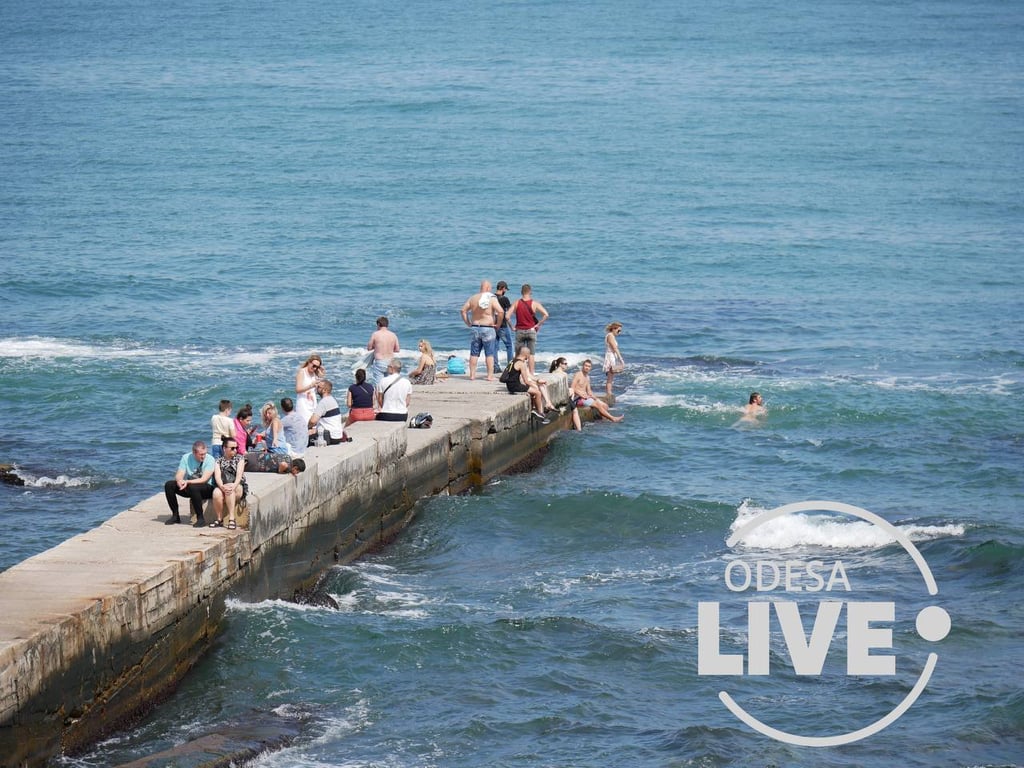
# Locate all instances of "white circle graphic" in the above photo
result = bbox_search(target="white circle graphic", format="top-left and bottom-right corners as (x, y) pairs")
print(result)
(718, 500), (948, 747)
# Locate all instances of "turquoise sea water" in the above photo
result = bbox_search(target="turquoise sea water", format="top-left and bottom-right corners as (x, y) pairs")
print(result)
(2, 0), (1022, 765)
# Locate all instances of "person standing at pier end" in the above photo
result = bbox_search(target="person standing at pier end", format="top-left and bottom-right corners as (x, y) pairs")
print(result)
(163, 440), (215, 526)
(603, 321), (625, 397)
(367, 316), (401, 385)
(509, 283), (549, 376)
(460, 280), (504, 381)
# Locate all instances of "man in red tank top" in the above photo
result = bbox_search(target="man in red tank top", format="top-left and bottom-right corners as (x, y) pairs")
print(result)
(509, 283), (549, 375)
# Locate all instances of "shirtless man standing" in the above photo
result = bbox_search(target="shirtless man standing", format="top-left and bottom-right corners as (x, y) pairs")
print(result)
(570, 359), (624, 423)
(460, 280), (505, 381)
(367, 316), (400, 386)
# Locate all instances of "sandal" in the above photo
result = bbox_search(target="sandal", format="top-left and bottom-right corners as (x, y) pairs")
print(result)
(209, 520), (223, 528)
(227, 520), (237, 530)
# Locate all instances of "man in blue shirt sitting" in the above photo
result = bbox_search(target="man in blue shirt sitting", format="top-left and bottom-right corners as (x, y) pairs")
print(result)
(164, 440), (215, 527)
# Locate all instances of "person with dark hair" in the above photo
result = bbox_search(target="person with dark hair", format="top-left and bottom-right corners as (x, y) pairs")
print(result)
(506, 345), (555, 422)
(164, 440), (215, 526)
(494, 281), (515, 366)
(210, 438), (246, 530)
(210, 399), (233, 457)
(549, 357), (581, 431)
(367, 316), (400, 385)
(245, 454), (307, 474)
(740, 392), (766, 422)
(346, 368), (377, 425)
(233, 404), (256, 453)
(279, 397), (308, 456)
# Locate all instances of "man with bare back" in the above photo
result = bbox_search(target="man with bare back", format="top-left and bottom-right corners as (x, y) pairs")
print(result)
(460, 280), (505, 381)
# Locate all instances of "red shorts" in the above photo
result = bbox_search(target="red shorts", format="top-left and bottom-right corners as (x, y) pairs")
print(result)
(348, 407), (376, 422)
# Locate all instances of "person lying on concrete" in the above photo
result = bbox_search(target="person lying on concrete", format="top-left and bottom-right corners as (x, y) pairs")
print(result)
(164, 440), (215, 526)
(570, 359), (624, 423)
(245, 453), (306, 474)
(506, 345), (555, 422)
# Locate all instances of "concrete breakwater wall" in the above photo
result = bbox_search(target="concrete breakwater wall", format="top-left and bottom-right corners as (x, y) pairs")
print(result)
(0, 377), (570, 767)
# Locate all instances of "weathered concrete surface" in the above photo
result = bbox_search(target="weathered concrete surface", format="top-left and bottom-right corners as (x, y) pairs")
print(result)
(0, 376), (571, 767)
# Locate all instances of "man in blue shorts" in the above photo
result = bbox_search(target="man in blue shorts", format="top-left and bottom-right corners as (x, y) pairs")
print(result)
(459, 279), (505, 381)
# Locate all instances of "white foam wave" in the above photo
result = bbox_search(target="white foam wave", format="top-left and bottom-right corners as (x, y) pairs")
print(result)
(0, 337), (160, 360)
(870, 373), (1019, 397)
(225, 597), (333, 614)
(625, 391), (744, 414)
(250, 698), (374, 768)
(729, 500), (965, 550)
(9, 469), (99, 489)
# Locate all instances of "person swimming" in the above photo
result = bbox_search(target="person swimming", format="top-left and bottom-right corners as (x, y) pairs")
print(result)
(737, 391), (767, 423)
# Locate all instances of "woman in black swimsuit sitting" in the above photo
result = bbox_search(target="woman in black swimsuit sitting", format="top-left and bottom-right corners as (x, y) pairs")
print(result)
(506, 345), (556, 419)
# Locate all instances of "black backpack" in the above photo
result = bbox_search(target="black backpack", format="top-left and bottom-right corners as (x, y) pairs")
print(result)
(499, 360), (515, 384)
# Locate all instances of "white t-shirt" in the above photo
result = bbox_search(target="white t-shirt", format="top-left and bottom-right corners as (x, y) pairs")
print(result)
(312, 394), (344, 440)
(377, 374), (412, 415)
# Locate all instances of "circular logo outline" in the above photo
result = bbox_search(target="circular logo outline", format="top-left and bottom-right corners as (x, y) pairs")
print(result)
(718, 500), (948, 747)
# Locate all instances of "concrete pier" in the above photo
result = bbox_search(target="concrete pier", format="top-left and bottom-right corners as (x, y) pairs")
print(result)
(0, 376), (572, 767)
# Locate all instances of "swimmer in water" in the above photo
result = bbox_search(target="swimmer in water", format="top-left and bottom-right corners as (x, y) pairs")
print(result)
(738, 391), (766, 423)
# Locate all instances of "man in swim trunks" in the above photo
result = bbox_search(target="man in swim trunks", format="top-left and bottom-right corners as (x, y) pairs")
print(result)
(367, 316), (400, 386)
(460, 279), (505, 381)
(570, 359), (624, 423)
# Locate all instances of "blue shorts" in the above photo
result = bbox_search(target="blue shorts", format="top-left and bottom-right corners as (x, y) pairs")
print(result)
(369, 357), (390, 385)
(469, 326), (497, 358)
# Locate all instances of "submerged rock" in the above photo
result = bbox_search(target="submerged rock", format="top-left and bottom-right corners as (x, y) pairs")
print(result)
(0, 464), (25, 487)
(112, 713), (306, 768)
(292, 585), (340, 609)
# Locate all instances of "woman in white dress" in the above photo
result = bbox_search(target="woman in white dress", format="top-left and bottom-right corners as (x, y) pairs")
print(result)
(603, 322), (624, 397)
(294, 354), (323, 427)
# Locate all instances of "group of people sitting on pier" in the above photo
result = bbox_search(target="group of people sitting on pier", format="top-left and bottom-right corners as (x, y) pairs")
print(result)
(164, 280), (625, 528)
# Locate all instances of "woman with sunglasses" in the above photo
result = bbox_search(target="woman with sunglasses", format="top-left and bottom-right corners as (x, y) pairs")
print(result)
(211, 438), (247, 530)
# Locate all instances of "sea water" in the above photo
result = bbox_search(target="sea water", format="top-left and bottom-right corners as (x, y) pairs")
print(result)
(1, 0), (1022, 765)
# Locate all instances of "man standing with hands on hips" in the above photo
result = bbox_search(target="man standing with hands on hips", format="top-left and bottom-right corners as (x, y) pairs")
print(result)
(460, 279), (505, 381)
(509, 283), (549, 376)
